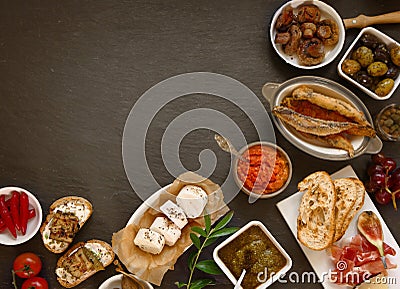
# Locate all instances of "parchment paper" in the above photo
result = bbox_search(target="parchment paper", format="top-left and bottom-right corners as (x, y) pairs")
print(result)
(112, 172), (230, 286)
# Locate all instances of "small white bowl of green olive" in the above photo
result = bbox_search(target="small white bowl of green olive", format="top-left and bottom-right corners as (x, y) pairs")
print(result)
(338, 27), (400, 100)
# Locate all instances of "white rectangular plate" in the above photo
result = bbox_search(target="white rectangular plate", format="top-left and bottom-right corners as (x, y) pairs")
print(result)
(276, 165), (400, 288)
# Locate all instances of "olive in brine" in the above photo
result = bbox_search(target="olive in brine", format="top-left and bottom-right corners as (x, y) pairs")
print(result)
(352, 46), (374, 67)
(390, 46), (400, 66)
(375, 78), (394, 97)
(359, 33), (380, 49)
(354, 70), (374, 89)
(385, 63), (399, 79)
(367, 61), (388, 77)
(374, 44), (391, 63)
(341, 59), (361, 75)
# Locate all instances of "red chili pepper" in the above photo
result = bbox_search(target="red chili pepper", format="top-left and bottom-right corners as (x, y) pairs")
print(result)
(0, 223), (6, 233)
(28, 208), (36, 219)
(0, 217), (6, 232)
(0, 195), (17, 238)
(10, 191), (21, 232)
(19, 192), (29, 235)
(5, 198), (11, 208)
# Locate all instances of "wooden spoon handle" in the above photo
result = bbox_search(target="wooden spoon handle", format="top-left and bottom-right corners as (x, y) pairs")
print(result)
(344, 11), (400, 29)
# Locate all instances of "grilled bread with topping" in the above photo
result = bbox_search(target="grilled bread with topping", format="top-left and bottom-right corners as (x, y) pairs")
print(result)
(40, 196), (93, 253)
(55, 239), (114, 288)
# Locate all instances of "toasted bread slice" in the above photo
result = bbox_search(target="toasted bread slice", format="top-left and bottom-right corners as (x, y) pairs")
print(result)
(332, 178), (359, 241)
(333, 178), (365, 241)
(55, 239), (114, 288)
(297, 171), (336, 250)
(40, 196), (93, 253)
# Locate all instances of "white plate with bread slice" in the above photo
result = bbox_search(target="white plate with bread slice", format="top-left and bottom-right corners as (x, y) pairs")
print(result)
(277, 165), (400, 289)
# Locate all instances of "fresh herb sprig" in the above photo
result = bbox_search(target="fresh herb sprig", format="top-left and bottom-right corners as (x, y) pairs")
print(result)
(175, 211), (238, 289)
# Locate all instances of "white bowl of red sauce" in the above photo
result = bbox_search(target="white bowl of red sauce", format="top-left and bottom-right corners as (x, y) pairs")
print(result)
(234, 141), (292, 198)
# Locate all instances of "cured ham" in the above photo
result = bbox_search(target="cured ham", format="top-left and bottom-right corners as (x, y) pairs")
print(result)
(330, 234), (396, 286)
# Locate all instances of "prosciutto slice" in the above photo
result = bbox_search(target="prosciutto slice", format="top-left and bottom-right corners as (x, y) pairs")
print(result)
(330, 234), (397, 286)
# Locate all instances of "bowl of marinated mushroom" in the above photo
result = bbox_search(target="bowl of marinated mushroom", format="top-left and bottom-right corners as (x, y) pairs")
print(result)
(338, 27), (400, 100)
(270, 0), (345, 69)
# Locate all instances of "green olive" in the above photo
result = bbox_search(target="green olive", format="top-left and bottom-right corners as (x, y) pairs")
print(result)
(367, 61), (388, 77)
(341, 59), (361, 75)
(390, 46), (400, 66)
(351, 46), (374, 67)
(374, 78), (395, 97)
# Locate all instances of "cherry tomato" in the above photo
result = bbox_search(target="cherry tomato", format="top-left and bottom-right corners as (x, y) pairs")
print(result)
(13, 252), (42, 278)
(22, 277), (48, 289)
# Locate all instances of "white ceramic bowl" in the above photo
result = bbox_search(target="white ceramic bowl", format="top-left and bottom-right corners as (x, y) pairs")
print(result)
(233, 141), (292, 199)
(0, 186), (42, 245)
(270, 0), (345, 69)
(338, 27), (400, 100)
(98, 274), (153, 289)
(213, 220), (292, 289)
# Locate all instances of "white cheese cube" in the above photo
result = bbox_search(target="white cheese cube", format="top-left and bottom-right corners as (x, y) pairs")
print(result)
(176, 185), (208, 218)
(134, 228), (165, 254)
(160, 200), (188, 229)
(150, 216), (181, 246)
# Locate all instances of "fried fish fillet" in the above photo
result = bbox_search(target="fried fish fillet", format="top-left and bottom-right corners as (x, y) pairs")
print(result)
(300, 132), (355, 157)
(273, 106), (371, 136)
(292, 86), (370, 126)
(281, 97), (376, 137)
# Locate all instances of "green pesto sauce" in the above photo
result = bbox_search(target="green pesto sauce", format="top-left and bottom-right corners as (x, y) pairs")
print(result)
(219, 225), (287, 289)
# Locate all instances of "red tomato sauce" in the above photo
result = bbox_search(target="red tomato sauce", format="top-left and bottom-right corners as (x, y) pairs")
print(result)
(236, 144), (289, 195)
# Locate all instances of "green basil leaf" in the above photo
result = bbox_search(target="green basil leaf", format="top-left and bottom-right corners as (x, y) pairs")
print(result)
(213, 211), (234, 232)
(188, 250), (197, 271)
(190, 233), (201, 250)
(195, 260), (223, 275)
(175, 281), (187, 288)
(189, 279), (214, 289)
(204, 214), (211, 234)
(210, 227), (239, 238)
(191, 226), (207, 237)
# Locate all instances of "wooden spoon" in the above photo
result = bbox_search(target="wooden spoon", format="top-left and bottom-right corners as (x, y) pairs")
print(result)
(344, 11), (400, 29)
(114, 260), (148, 289)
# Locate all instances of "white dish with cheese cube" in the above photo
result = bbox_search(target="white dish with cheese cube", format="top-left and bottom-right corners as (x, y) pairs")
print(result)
(176, 185), (208, 218)
(150, 216), (181, 246)
(160, 200), (188, 229)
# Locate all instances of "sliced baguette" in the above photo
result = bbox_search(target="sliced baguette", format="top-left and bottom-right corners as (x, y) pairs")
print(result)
(297, 171), (336, 250)
(40, 196), (93, 253)
(333, 178), (365, 241)
(55, 239), (114, 288)
(332, 178), (359, 242)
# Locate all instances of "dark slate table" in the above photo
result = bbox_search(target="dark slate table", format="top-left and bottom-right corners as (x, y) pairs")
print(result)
(1, 0), (399, 288)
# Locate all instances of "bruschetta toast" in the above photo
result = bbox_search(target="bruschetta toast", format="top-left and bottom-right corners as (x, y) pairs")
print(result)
(40, 196), (93, 253)
(55, 239), (114, 288)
